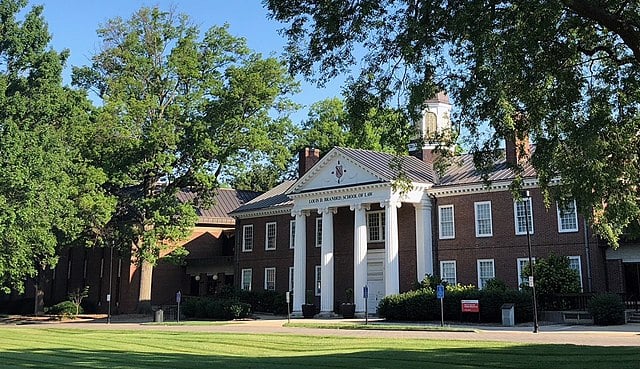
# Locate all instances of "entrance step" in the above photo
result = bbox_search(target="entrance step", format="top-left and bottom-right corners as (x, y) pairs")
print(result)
(627, 311), (640, 323)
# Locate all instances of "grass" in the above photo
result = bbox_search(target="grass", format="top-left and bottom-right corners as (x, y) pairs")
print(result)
(284, 322), (476, 332)
(0, 328), (638, 368)
(141, 321), (236, 326)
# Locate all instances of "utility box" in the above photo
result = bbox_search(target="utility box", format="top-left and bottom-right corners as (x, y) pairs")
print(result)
(154, 309), (164, 323)
(501, 303), (515, 326)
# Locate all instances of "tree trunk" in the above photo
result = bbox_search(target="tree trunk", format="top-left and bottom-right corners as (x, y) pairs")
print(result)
(33, 283), (44, 316)
(137, 261), (153, 313)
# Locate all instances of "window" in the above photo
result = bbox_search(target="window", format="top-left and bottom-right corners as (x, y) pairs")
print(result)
(289, 220), (295, 249)
(557, 200), (579, 233)
(265, 222), (277, 250)
(517, 257), (535, 288)
(568, 256), (583, 290)
(425, 112), (437, 135)
(289, 266), (294, 292)
(438, 205), (455, 239)
(367, 211), (385, 242)
(440, 261), (457, 285)
(264, 267), (276, 291)
(315, 265), (322, 296)
(477, 259), (495, 289)
(474, 201), (493, 237)
(315, 218), (322, 247)
(242, 225), (254, 252)
(514, 198), (534, 235)
(241, 269), (252, 291)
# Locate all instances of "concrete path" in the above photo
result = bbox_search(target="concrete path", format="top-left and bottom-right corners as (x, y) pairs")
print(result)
(3, 315), (639, 347)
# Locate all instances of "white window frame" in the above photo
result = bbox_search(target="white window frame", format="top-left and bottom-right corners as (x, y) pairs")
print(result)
(568, 256), (583, 290)
(474, 201), (493, 237)
(265, 222), (277, 250)
(264, 267), (276, 291)
(440, 260), (457, 285)
(438, 205), (455, 239)
(517, 257), (536, 288)
(288, 266), (294, 292)
(367, 211), (386, 242)
(557, 200), (579, 233)
(242, 225), (254, 252)
(289, 220), (295, 249)
(241, 268), (252, 291)
(315, 265), (322, 296)
(315, 217), (322, 248)
(477, 259), (495, 289)
(514, 198), (534, 235)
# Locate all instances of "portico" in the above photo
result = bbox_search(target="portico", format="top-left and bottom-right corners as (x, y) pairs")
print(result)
(287, 147), (436, 316)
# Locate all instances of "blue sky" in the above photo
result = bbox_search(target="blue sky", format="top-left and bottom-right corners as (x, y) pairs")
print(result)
(31, 0), (343, 124)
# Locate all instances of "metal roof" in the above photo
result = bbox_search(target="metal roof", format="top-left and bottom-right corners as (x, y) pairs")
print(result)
(178, 188), (261, 224)
(437, 150), (536, 186)
(230, 180), (295, 215)
(335, 147), (436, 184)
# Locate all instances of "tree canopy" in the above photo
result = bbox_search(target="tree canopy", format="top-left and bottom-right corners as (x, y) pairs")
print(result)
(266, 0), (640, 247)
(72, 6), (299, 310)
(0, 0), (114, 294)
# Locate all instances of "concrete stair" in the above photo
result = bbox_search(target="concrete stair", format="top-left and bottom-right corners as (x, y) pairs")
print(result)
(627, 311), (640, 323)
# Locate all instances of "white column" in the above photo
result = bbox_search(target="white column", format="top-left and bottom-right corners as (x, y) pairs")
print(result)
(292, 210), (307, 314)
(382, 200), (401, 296)
(351, 203), (369, 313)
(415, 199), (434, 282)
(319, 207), (336, 314)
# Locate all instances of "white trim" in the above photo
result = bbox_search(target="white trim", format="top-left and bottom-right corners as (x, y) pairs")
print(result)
(477, 259), (495, 289)
(288, 266), (294, 292)
(440, 260), (457, 285)
(366, 210), (385, 242)
(557, 200), (579, 233)
(289, 220), (295, 249)
(430, 177), (560, 198)
(315, 265), (322, 296)
(514, 198), (534, 235)
(264, 267), (276, 291)
(315, 217), (322, 248)
(242, 224), (254, 252)
(233, 206), (293, 219)
(265, 222), (277, 250)
(438, 204), (455, 239)
(568, 256), (583, 290)
(474, 201), (493, 237)
(241, 268), (252, 291)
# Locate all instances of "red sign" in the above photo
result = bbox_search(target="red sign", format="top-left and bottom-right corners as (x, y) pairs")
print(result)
(461, 299), (479, 313)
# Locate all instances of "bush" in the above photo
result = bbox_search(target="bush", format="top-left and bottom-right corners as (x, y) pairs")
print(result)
(46, 301), (83, 318)
(588, 294), (625, 325)
(182, 297), (251, 320)
(379, 284), (533, 323)
(235, 289), (289, 315)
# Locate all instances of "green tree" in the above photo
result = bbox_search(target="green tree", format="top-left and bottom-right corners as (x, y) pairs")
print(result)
(72, 7), (298, 311)
(0, 0), (114, 305)
(521, 254), (581, 297)
(266, 0), (640, 247)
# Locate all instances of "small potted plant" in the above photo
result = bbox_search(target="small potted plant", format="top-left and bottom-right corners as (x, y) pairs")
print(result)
(302, 290), (316, 318)
(340, 287), (356, 318)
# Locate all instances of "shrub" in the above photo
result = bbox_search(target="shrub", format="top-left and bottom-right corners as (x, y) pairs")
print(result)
(182, 297), (251, 320)
(235, 289), (288, 315)
(46, 301), (83, 318)
(588, 294), (625, 325)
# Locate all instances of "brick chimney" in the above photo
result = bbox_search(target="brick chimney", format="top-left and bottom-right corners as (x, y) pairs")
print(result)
(505, 131), (531, 166)
(298, 147), (321, 177)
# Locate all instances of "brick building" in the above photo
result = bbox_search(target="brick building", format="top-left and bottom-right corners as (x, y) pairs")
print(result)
(230, 96), (629, 317)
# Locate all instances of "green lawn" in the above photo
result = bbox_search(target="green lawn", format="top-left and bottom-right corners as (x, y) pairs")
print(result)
(0, 328), (637, 369)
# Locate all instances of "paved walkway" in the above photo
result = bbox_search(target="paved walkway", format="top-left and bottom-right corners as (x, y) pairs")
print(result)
(3, 314), (639, 346)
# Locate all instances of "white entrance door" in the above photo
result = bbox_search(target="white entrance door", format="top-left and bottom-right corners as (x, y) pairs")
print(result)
(367, 250), (385, 314)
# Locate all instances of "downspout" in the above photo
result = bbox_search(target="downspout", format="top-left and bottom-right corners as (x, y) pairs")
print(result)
(583, 218), (593, 292)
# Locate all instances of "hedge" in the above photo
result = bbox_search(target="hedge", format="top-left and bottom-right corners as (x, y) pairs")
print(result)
(588, 293), (625, 325)
(181, 297), (251, 320)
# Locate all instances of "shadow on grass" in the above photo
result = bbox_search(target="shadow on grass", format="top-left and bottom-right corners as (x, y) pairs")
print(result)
(2, 344), (638, 369)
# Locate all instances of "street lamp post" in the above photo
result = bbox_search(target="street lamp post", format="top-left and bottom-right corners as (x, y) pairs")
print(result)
(522, 190), (539, 333)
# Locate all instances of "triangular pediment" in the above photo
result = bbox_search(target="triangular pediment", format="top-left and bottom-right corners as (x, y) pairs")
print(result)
(288, 149), (385, 194)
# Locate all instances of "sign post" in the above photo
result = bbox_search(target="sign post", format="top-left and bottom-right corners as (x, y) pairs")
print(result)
(176, 290), (182, 323)
(436, 284), (445, 327)
(363, 285), (369, 325)
(286, 291), (291, 324)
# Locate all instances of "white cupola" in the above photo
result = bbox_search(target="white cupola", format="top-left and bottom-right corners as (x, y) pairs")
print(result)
(419, 92), (452, 149)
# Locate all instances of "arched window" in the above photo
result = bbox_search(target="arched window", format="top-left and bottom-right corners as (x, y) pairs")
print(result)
(425, 112), (437, 135)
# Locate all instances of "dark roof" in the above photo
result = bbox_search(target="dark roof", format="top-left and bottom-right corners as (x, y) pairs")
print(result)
(178, 188), (261, 224)
(425, 92), (450, 104)
(335, 147), (436, 184)
(230, 180), (295, 215)
(437, 150), (536, 186)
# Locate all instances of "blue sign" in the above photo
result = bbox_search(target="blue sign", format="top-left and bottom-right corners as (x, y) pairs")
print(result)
(363, 285), (369, 299)
(436, 284), (445, 299)
(176, 291), (182, 304)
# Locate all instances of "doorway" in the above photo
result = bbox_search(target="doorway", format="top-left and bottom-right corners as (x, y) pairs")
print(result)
(367, 250), (385, 314)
